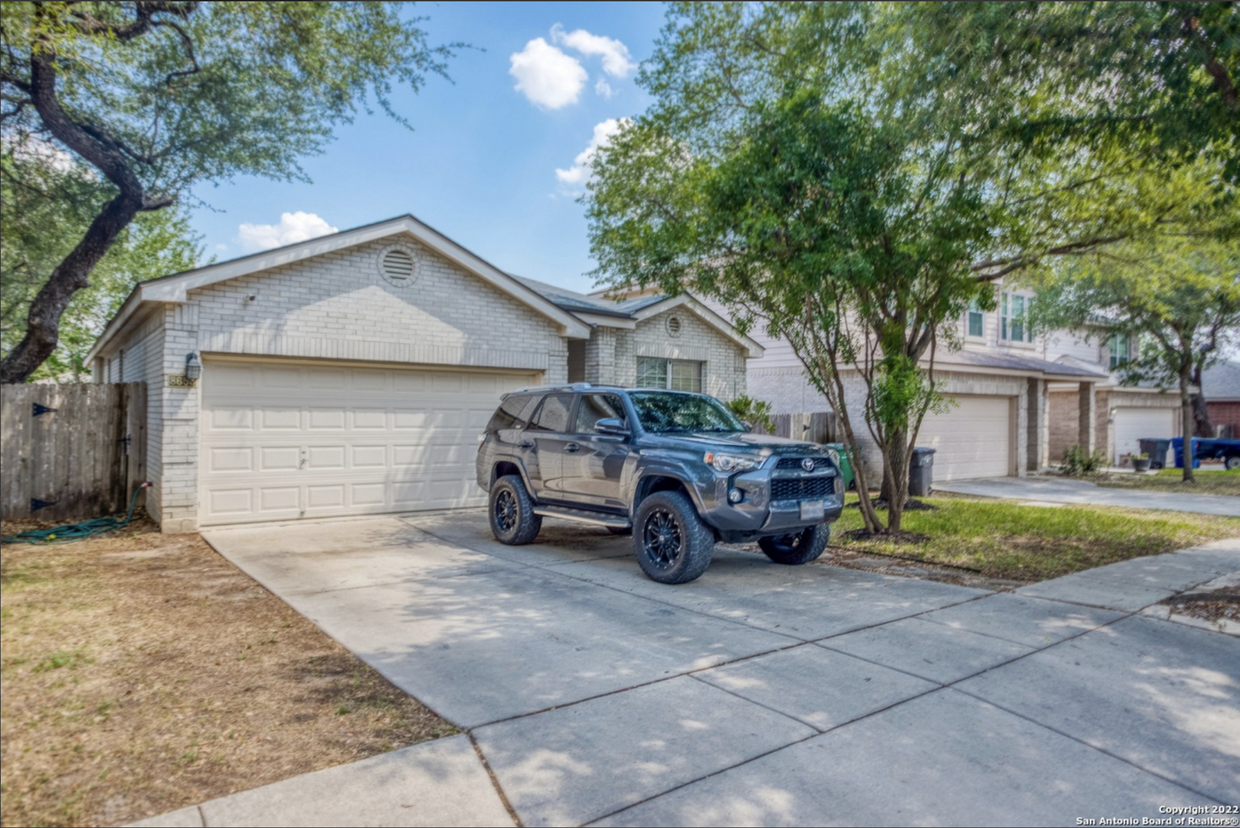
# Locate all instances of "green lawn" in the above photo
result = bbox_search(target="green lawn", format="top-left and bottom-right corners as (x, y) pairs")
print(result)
(831, 493), (1240, 582)
(1095, 467), (1240, 496)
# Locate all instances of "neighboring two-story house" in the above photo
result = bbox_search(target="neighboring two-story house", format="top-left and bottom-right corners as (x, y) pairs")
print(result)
(601, 280), (1179, 482)
(1043, 328), (1181, 466)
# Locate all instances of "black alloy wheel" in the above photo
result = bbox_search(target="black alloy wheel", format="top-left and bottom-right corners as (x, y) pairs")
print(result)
(494, 489), (518, 533)
(631, 490), (714, 584)
(643, 508), (683, 571)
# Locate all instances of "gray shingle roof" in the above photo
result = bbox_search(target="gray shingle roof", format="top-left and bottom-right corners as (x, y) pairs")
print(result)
(938, 350), (1108, 378)
(1202, 358), (1240, 401)
(509, 276), (638, 318)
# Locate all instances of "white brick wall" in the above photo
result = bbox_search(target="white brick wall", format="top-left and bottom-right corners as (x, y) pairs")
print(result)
(604, 308), (747, 400)
(98, 234), (571, 532)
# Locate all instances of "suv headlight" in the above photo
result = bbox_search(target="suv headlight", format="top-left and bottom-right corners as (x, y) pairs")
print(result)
(825, 448), (840, 468)
(705, 452), (760, 473)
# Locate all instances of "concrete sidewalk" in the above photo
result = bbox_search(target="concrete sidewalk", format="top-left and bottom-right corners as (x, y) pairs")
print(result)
(935, 475), (1240, 516)
(131, 515), (1238, 827)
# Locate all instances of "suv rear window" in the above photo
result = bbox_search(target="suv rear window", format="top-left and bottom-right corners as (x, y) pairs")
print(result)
(529, 394), (575, 432)
(487, 394), (538, 431)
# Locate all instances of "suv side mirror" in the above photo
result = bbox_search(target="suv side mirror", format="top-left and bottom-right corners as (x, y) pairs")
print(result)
(594, 418), (628, 436)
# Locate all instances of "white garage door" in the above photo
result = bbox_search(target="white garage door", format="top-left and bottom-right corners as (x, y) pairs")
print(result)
(917, 395), (1013, 481)
(200, 359), (539, 526)
(1113, 408), (1177, 465)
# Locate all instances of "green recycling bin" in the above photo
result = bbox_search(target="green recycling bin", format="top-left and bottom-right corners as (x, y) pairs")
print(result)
(823, 442), (856, 490)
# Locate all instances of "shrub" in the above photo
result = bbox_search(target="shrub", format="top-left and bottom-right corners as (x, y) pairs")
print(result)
(1062, 445), (1108, 475)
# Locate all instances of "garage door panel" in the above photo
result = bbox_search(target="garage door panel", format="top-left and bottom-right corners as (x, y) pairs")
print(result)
(260, 488), (300, 512)
(352, 409), (388, 430)
(262, 366), (302, 388)
(200, 360), (536, 526)
(206, 447), (253, 474)
(260, 408), (301, 430)
(919, 396), (1012, 481)
(209, 407), (254, 431)
(308, 408), (345, 429)
(351, 445), (388, 468)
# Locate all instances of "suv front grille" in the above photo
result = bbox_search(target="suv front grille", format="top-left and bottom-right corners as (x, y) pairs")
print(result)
(770, 476), (834, 501)
(776, 456), (830, 472)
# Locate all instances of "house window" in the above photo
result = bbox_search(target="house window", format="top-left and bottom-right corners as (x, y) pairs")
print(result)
(1109, 333), (1130, 370)
(1000, 293), (1033, 343)
(636, 357), (702, 393)
(966, 299), (984, 338)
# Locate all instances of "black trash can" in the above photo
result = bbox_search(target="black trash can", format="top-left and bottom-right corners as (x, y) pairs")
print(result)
(909, 447), (936, 497)
(1138, 438), (1171, 470)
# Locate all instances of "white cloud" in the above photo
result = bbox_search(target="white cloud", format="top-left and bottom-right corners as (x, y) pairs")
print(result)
(236, 211), (338, 253)
(556, 118), (628, 189)
(509, 38), (587, 109)
(551, 25), (637, 78)
(595, 77), (613, 98)
(3, 131), (82, 175)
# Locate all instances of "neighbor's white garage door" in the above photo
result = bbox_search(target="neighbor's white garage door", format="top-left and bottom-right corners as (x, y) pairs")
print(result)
(199, 359), (538, 526)
(1113, 408), (1177, 465)
(917, 395), (1013, 481)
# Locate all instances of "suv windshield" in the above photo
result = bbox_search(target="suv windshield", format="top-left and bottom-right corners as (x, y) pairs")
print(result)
(629, 391), (745, 434)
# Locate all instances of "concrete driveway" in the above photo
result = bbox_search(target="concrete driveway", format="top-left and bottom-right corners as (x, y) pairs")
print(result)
(935, 476), (1240, 516)
(204, 513), (1240, 826)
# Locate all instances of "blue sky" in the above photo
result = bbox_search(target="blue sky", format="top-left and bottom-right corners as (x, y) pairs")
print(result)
(189, 1), (667, 294)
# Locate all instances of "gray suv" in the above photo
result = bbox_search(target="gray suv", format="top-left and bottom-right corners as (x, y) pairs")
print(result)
(475, 384), (844, 584)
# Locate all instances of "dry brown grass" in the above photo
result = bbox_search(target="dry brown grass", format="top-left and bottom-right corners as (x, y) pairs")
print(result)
(0, 518), (455, 828)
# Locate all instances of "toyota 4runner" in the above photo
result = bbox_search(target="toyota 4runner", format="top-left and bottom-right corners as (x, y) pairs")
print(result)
(476, 384), (844, 584)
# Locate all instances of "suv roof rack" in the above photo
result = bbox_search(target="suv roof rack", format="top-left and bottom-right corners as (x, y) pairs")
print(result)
(508, 382), (596, 394)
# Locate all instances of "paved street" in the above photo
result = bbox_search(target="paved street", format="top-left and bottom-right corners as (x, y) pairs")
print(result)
(163, 513), (1240, 827)
(935, 476), (1240, 516)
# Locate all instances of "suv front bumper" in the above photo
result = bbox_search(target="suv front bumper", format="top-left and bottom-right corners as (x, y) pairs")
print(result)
(698, 467), (844, 537)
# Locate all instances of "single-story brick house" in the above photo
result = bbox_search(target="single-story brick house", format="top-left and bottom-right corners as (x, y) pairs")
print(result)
(87, 215), (761, 532)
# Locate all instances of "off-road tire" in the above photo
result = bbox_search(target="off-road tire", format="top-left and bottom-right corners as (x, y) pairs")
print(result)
(489, 474), (542, 545)
(633, 491), (714, 584)
(758, 524), (830, 565)
(1225, 453), (1240, 471)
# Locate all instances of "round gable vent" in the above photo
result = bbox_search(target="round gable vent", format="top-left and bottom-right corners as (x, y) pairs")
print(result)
(378, 245), (419, 287)
(666, 315), (683, 337)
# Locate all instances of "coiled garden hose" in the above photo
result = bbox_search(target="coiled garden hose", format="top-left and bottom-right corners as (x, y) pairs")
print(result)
(1, 482), (152, 545)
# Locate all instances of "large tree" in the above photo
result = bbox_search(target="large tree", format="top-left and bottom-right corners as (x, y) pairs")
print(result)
(0, 1), (458, 383)
(584, 2), (1225, 533)
(1031, 237), (1240, 482)
(1, 138), (201, 380)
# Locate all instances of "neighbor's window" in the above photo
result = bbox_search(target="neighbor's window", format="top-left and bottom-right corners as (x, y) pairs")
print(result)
(966, 298), (985, 338)
(1000, 293), (1034, 343)
(636, 357), (702, 393)
(1109, 333), (1130, 370)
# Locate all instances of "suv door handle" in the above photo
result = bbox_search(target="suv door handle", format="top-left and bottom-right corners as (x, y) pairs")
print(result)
(564, 443), (580, 453)
(518, 440), (534, 449)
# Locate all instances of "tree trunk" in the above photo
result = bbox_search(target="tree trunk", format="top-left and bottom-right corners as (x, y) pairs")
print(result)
(0, 193), (143, 384)
(883, 429), (909, 532)
(1179, 363), (1195, 483)
(1189, 364), (1213, 437)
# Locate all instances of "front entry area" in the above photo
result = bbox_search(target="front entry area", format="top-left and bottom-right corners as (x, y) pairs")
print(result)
(198, 358), (538, 526)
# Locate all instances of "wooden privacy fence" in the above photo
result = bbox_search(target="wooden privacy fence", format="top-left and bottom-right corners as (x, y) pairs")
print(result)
(1, 383), (146, 522)
(751, 411), (838, 444)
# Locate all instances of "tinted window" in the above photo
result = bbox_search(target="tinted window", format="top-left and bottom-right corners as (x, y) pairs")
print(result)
(487, 394), (538, 431)
(575, 394), (626, 433)
(529, 394), (574, 432)
(629, 391), (744, 434)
